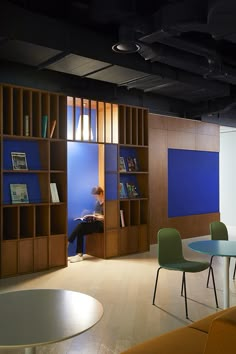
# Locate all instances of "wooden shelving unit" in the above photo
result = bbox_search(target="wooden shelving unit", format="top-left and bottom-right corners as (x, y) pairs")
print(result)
(0, 84), (67, 277)
(67, 97), (149, 258)
(0, 88), (149, 278)
(119, 105), (149, 255)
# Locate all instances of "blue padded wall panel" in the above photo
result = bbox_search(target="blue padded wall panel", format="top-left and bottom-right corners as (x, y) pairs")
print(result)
(105, 173), (118, 200)
(67, 142), (99, 255)
(3, 173), (41, 204)
(168, 149), (219, 217)
(3, 140), (41, 170)
(105, 144), (117, 172)
(105, 144), (118, 200)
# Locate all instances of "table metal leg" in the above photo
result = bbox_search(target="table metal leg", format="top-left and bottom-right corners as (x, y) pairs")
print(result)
(223, 256), (230, 309)
(25, 347), (36, 354)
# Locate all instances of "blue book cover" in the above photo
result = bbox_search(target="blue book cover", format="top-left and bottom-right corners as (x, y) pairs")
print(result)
(119, 182), (127, 198)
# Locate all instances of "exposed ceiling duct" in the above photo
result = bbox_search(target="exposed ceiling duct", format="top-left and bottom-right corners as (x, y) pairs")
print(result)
(1, 0), (236, 126)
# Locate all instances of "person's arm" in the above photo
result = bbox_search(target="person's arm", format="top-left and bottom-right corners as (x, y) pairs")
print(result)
(94, 213), (104, 221)
(94, 201), (104, 220)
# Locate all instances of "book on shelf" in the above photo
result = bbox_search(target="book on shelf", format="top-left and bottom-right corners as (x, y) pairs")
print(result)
(126, 181), (139, 198)
(11, 152), (28, 170)
(10, 184), (29, 204)
(119, 182), (127, 198)
(50, 182), (60, 203)
(126, 156), (138, 171)
(120, 210), (125, 227)
(41, 114), (48, 138)
(119, 156), (127, 172)
(50, 119), (57, 138)
(24, 114), (30, 136)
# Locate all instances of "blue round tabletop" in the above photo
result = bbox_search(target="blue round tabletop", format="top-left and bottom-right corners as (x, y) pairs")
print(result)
(188, 240), (236, 257)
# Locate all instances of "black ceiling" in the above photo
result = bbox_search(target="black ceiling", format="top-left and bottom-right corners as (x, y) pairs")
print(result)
(1, 0), (236, 126)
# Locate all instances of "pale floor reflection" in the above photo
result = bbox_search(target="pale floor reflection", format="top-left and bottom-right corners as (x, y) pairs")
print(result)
(1, 226), (236, 353)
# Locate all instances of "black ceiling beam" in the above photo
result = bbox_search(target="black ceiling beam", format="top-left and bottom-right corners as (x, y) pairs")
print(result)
(183, 94), (236, 118)
(0, 59), (186, 117)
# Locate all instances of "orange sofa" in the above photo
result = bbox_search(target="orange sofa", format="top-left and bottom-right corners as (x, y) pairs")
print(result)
(121, 307), (236, 354)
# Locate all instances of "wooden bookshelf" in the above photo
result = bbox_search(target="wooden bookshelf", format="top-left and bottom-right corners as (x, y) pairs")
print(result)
(0, 84), (67, 277)
(118, 105), (149, 255)
(67, 97), (149, 258)
(0, 87), (149, 277)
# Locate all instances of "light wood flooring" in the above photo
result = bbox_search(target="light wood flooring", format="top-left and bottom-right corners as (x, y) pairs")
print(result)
(1, 227), (236, 354)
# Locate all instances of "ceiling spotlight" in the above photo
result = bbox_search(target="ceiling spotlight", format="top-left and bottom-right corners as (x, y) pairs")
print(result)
(112, 41), (141, 54)
(112, 24), (141, 54)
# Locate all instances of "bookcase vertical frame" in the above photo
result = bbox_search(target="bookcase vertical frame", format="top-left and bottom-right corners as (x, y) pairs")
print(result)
(32, 91), (41, 137)
(59, 96), (67, 139)
(97, 101), (105, 143)
(13, 87), (23, 136)
(3, 86), (13, 135)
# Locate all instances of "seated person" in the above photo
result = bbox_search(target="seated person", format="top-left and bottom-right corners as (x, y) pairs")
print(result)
(68, 186), (104, 263)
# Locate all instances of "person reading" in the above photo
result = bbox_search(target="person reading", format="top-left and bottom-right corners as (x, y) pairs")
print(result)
(68, 186), (104, 263)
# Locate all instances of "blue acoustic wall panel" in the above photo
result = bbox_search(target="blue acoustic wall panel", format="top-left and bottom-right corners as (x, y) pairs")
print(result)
(3, 140), (41, 170)
(67, 142), (99, 255)
(168, 149), (219, 217)
(105, 144), (118, 200)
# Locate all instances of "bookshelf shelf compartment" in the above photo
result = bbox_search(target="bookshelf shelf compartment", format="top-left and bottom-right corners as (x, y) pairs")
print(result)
(3, 207), (18, 240)
(20, 206), (34, 238)
(50, 204), (67, 235)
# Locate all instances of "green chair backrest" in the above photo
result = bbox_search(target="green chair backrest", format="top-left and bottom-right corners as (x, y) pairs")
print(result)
(210, 221), (228, 241)
(157, 228), (184, 266)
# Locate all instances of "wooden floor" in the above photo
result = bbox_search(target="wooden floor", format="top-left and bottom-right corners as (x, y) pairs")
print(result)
(1, 228), (236, 354)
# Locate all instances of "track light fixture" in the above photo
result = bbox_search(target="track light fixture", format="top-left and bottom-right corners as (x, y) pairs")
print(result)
(112, 24), (141, 54)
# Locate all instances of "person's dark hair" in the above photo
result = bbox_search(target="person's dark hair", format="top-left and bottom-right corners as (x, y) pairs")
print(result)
(91, 186), (104, 195)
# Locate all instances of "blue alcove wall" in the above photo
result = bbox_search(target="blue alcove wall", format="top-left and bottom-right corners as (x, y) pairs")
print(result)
(67, 142), (99, 255)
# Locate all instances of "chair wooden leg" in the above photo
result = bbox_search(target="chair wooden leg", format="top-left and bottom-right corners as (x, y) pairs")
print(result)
(152, 267), (162, 305)
(206, 256), (214, 288)
(209, 266), (219, 308)
(233, 261), (236, 280)
(182, 272), (189, 319)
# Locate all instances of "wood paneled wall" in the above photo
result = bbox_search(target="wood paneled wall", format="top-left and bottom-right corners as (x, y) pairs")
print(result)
(149, 114), (220, 244)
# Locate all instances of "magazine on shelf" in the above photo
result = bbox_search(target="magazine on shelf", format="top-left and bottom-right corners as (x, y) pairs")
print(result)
(126, 156), (138, 171)
(11, 152), (28, 170)
(119, 156), (127, 172)
(119, 182), (127, 198)
(125, 181), (139, 198)
(50, 183), (60, 203)
(10, 184), (29, 204)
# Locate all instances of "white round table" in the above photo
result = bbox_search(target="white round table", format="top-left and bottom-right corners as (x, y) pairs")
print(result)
(0, 289), (103, 354)
(189, 240), (236, 309)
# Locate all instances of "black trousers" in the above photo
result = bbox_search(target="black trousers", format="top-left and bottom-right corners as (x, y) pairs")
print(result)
(68, 221), (104, 254)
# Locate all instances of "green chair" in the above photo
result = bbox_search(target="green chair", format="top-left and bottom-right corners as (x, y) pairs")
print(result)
(207, 221), (236, 287)
(152, 228), (218, 319)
